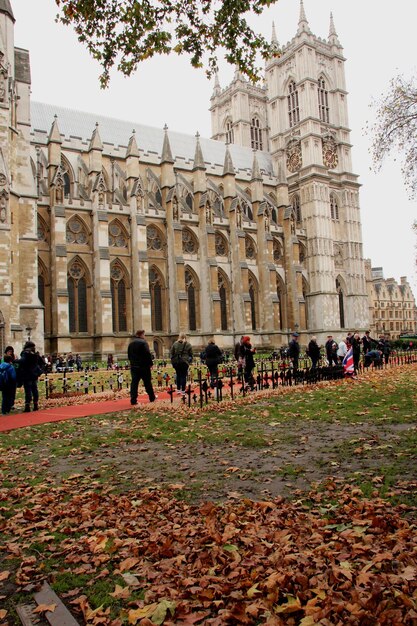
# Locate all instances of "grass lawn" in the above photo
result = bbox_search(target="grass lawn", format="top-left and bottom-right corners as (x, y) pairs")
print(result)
(0, 364), (416, 625)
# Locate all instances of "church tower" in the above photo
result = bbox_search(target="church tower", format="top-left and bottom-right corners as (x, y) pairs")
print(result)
(212, 1), (369, 334)
(210, 69), (269, 152)
(0, 0), (42, 352)
(266, 1), (369, 332)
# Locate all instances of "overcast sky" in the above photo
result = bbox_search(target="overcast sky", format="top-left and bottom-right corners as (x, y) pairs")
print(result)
(11, 0), (417, 293)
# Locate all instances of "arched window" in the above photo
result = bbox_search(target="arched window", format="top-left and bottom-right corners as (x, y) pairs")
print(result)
(218, 271), (229, 331)
(288, 81), (300, 127)
(185, 192), (193, 210)
(182, 228), (198, 254)
(250, 117), (263, 150)
(318, 77), (329, 123)
(63, 172), (71, 198)
(330, 193), (339, 220)
(215, 231), (228, 257)
(61, 156), (73, 199)
(240, 199), (253, 222)
(149, 267), (164, 331)
(109, 220), (128, 248)
(245, 235), (256, 260)
(185, 268), (198, 331)
(111, 262), (128, 333)
(292, 194), (302, 223)
(336, 278), (345, 329)
(147, 225), (164, 252)
(225, 119), (234, 144)
(68, 259), (88, 333)
(248, 274), (258, 331)
(276, 274), (285, 331)
(273, 238), (282, 264)
(66, 216), (88, 245)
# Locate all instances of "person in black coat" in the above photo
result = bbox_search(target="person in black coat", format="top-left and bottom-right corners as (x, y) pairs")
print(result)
(127, 330), (157, 404)
(241, 336), (256, 390)
(205, 339), (223, 388)
(307, 336), (321, 369)
(18, 341), (44, 412)
(288, 333), (300, 371)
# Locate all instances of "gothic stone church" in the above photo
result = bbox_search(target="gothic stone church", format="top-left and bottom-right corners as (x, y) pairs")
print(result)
(0, 0), (369, 358)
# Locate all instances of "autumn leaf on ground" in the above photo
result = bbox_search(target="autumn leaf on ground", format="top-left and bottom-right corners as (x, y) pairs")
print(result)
(33, 604), (57, 613)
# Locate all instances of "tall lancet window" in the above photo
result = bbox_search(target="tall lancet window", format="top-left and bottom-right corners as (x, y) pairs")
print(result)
(318, 77), (329, 123)
(250, 117), (263, 150)
(225, 120), (234, 144)
(68, 259), (88, 333)
(185, 269), (198, 331)
(288, 81), (300, 127)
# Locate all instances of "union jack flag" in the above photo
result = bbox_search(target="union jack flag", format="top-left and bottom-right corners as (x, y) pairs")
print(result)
(343, 347), (354, 376)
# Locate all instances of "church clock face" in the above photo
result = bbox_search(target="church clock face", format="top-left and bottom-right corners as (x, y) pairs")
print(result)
(286, 145), (302, 173)
(322, 141), (338, 169)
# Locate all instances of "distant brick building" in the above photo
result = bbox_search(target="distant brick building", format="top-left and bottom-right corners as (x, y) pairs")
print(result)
(365, 261), (417, 340)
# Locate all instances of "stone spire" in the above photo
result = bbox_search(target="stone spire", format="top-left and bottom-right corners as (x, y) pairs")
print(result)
(48, 115), (62, 144)
(251, 150), (262, 182)
(193, 132), (206, 171)
(297, 0), (311, 35)
(223, 143), (235, 176)
(328, 12), (341, 46)
(161, 124), (174, 164)
(126, 129), (139, 158)
(271, 21), (280, 54)
(0, 0), (15, 22)
(212, 72), (221, 97)
(89, 122), (103, 151)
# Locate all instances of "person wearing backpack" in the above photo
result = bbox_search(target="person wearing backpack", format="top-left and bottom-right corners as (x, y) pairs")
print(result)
(18, 341), (44, 412)
(0, 355), (17, 415)
(170, 333), (193, 395)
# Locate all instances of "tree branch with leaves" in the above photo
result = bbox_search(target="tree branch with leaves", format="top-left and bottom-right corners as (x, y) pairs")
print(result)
(368, 74), (417, 199)
(55, 0), (279, 87)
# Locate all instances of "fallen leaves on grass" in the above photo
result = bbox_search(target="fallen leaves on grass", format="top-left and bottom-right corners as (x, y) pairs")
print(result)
(1, 482), (417, 625)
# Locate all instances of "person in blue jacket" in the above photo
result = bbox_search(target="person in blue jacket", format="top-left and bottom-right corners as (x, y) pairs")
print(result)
(0, 354), (17, 415)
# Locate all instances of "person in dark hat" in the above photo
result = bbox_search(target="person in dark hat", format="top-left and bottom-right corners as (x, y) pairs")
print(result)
(18, 341), (45, 412)
(288, 333), (300, 371)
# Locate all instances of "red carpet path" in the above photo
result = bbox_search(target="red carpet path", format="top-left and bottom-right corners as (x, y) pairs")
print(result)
(0, 390), (175, 433)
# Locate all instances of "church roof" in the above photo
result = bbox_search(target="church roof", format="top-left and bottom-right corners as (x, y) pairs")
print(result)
(30, 102), (275, 178)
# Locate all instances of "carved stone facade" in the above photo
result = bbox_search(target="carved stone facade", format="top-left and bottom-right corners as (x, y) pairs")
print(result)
(0, 1), (370, 358)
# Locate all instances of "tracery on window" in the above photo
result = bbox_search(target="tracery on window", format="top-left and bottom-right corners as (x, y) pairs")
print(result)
(273, 238), (282, 263)
(215, 231), (228, 257)
(250, 117), (263, 150)
(66, 216), (88, 245)
(288, 81), (300, 127)
(245, 235), (256, 260)
(108, 220), (128, 248)
(68, 259), (88, 333)
(110, 262), (128, 333)
(37, 216), (48, 242)
(147, 225), (164, 251)
(182, 228), (198, 254)
(318, 77), (329, 123)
